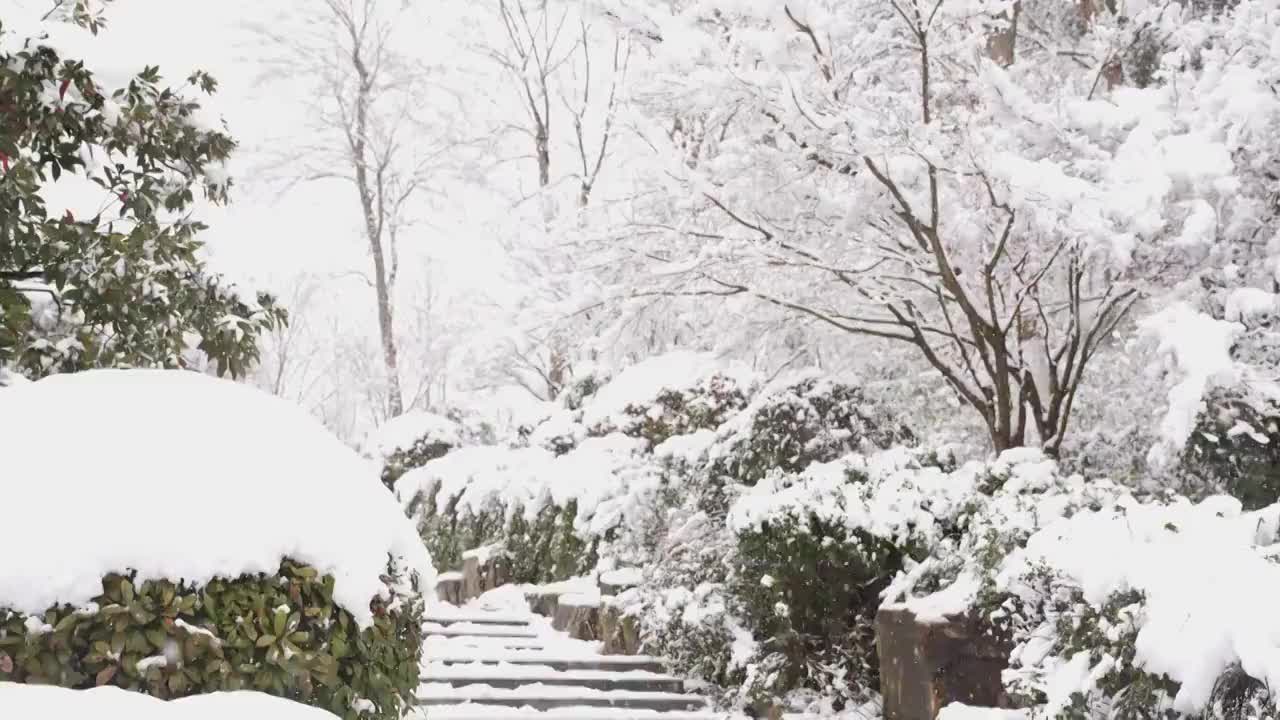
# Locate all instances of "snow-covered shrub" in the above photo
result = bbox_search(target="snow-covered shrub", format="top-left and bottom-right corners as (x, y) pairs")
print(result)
(619, 467), (750, 700)
(362, 409), (496, 489)
(559, 368), (610, 411)
(625, 446), (972, 711)
(523, 408), (586, 456)
(892, 448), (1280, 720)
(0, 559), (423, 720)
(1177, 390), (1280, 511)
(726, 449), (974, 706)
(581, 351), (757, 446)
(0, 370), (432, 720)
(396, 436), (651, 578)
(709, 372), (916, 485)
(408, 487), (595, 582)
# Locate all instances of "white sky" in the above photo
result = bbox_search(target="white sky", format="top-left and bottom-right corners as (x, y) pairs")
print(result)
(8, 0), (519, 305)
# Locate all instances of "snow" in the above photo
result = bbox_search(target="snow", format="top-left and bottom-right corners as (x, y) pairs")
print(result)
(394, 433), (652, 532)
(416, 682), (701, 703)
(360, 409), (463, 459)
(1224, 287), (1278, 323)
(414, 708), (730, 719)
(996, 494), (1280, 714)
(1139, 302), (1243, 465)
(0, 369), (433, 627)
(728, 447), (976, 549)
(0, 683), (340, 720)
(888, 571), (981, 624)
(599, 568), (643, 587)
(423, 662), (678, 682)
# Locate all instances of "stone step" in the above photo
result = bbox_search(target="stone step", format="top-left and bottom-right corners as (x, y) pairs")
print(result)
(424, 655), (668, 674)
(424, 615), (534, 628)
(411, 706), (733, 720)
(424, 624), (541, 639)
(423, 665), (684, 694)
(430, 638), (552, 651)
(426, 676), (684, 693)
(416, 684), (707, 712)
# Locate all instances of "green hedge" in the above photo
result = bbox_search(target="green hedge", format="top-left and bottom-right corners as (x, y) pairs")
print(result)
(410, 485), (595, 584)
(0, 559), (424, 720)
(731, 512), (916, 705)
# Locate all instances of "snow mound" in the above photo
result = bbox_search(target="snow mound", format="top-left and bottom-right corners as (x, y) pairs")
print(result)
(0, 369), (433, 627)
(0, 683), (340, 719)
(360, 409), (463, 459)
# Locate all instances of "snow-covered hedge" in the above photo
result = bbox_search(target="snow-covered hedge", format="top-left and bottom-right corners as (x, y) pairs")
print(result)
(624, 446), (962, 712)
(882, 448), (1280, 720)
(0, 370), (431, 720)
(707, 372), (916, 484)
(360, 408), (496, 489)
(581, 351), (756, 445)
(395, 434), (656, 578)
(0, 683), (342, 720)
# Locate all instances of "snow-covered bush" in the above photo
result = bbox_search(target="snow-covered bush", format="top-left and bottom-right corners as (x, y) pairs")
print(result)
(582, 351), (757, 446)
(396, 352), (761, 577)
(1177, 390), (1280, 511)
(361, 408), (496, 489)
(395, 435), (652, 578)
(623, 445), (967, 711)
(0, 370), (431, 720)
(708, 372), (916, 484)
(885, 448), (1280, 720)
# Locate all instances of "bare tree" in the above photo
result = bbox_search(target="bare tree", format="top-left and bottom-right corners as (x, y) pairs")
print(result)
(248, 0), (459, 418)
(618, 1), (1146, 456)
(477, 0), (630, 399)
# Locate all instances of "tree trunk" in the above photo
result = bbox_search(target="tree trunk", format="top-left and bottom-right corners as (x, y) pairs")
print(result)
(351, 52), (404, 418)
(986, 2), (1020, 67)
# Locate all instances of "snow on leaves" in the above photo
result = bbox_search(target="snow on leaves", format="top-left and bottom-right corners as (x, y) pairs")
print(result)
(0, 13), (283, 380)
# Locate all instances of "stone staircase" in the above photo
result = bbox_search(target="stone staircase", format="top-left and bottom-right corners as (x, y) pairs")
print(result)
(416, 600), (735, 719)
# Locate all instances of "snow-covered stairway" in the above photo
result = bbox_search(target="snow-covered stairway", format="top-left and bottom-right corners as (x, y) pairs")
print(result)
(417, 597), (731, 719)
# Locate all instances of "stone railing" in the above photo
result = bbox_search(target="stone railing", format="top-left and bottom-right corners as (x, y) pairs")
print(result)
(432, 544), (643, 656)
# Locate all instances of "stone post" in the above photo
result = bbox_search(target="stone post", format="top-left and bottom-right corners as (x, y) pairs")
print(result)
(876, 607), (1010, 720)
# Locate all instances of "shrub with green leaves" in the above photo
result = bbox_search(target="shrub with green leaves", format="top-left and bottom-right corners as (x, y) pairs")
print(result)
(375, 409), (496, 489)
(407, 484), (596, 583)
(1178, 391), (1280, 511)
(731, 512), (914, 705)
(0, 13), (284, 379)
(711, 374), (916, 485)
(0, 559), (423, 720)
(600, 371), (750, 447)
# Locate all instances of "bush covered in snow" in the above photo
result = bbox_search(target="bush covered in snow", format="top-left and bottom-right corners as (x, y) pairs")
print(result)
(361, 408), (496, 490)
(875, 446), (1280, 720)
(581, 351), (756, 446)
(625, 447), (963, 711)
(396, 352), (760, 576)
(0, 370), (431, 720)
(0, 560), (423, 720)
(708, 373), (916, 484)
(1177, 390), (1280, 511)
